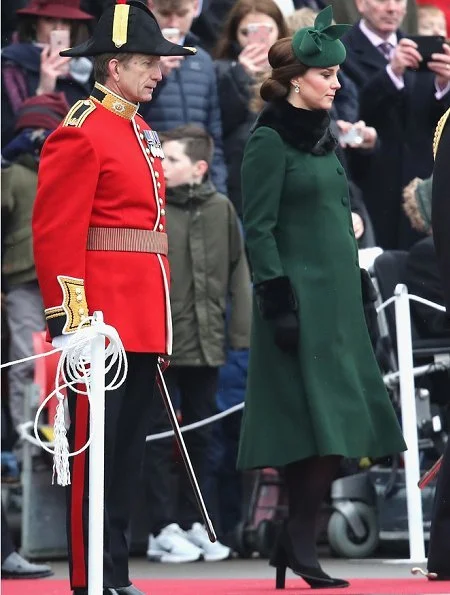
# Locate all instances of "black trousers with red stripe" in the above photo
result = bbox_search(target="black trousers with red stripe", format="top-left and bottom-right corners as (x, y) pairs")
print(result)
(428, 440), (450, 576)
(66, 352), (157, 590)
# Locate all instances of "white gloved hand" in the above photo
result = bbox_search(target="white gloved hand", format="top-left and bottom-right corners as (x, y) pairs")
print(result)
(52, 333), (91, 361)
(52, 334), (72, 349)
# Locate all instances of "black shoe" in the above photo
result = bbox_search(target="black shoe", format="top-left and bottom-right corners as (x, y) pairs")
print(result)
(412, 567), (450, 581)
(73, 589), (119, 594)
(269, 524), (349, 590)
(73, 586), (145, 595)
(115, 585), (146, 595)
(430, 571), (450, 581)
(1, 552), (53, 579)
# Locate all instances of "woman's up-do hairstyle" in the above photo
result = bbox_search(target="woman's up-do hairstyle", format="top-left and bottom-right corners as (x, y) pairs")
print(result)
(260, 6), (350, 102)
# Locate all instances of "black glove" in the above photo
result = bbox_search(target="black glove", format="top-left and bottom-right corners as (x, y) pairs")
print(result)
(360, 268), (379, 349)
(360, 268), (377, 303)
(274, 311), (299, 353)
(254, 276), (299, 354)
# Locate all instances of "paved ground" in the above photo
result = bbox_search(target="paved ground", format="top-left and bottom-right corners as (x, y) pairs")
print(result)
(46, 554), (428, 581)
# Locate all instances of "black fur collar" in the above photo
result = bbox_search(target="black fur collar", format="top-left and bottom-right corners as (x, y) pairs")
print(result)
(253, 100), (337, 155)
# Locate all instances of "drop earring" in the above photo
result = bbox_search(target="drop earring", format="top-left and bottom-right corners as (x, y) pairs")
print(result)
(294, 84), (300, 93)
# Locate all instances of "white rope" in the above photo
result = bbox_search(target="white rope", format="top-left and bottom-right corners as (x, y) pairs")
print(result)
(376, 294), (446, 314)
(145, 402), (244, 441)
(18, 421), (49, 448)
(30, 318), (127, 486)
(0, 347), (64, 369)
(376, 296), (396, 313)
(18, 401), (245, 446)
(377, 293), (448, 387)
(408, 295), (446, 312)
(6, 292), (448, 478)
(383, 362), (450, 388)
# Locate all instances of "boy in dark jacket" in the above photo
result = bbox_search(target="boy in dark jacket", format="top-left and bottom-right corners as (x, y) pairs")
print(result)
(142, 0), (227, 193)
(144, 124), (251, 563)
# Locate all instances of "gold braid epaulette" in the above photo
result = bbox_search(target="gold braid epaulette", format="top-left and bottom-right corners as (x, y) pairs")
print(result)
(63, 99), (96, 128)
(433, 108), (450, 159)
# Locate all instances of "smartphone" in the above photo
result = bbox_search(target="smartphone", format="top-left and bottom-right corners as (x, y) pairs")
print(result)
(338, 126), (363, 146)
(50, 29), (70, 54)
(408, 35), (446, 71)
(161, 27), (180, 43)
(246, 23), (271, 46)
(50, 29), (70, 75)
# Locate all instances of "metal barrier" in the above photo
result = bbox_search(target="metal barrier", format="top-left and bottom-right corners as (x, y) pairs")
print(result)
(4, 288), (450, 589)
(377, 284), (448, 562)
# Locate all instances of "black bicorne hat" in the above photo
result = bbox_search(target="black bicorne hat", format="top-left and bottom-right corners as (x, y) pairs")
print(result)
(60, 0), (196, 58)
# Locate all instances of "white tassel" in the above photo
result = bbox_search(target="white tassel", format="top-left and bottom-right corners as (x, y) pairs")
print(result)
(32, 317), (128, 487)
(52, 392), (71, 486)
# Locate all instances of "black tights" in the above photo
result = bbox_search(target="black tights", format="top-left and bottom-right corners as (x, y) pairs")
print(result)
(284, 455), (342, 567)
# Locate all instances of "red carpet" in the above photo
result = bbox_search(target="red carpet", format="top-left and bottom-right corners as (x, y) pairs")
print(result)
(2, 578), (450, 595)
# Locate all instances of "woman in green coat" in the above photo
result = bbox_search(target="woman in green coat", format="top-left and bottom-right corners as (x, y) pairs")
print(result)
(237, 6), (407, 590)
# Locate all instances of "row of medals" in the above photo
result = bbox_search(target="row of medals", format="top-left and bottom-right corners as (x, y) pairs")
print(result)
(144, 129), (165, 159)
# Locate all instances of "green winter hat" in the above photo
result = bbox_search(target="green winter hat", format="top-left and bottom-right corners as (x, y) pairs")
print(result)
(291, 6), (351, 67)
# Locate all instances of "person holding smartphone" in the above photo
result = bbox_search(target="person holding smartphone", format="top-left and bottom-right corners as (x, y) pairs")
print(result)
(341, 0), (450, 250)
(140, 0), (228, 195)
(214, 0), (289, 217)
(1, 0), (94, 146)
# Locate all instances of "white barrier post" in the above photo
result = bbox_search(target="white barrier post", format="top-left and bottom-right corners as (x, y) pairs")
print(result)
(89, 311), (106, 595)
(394, 284), (425, 562)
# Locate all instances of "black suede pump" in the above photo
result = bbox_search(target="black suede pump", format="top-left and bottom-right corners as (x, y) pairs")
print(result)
(269, 524), (349, 590)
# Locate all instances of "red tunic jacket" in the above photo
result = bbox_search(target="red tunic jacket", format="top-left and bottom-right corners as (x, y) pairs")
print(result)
(32, 83), (172, 354)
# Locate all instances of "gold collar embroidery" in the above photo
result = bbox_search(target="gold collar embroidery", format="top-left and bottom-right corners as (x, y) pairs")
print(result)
(90, 82), (139, 120)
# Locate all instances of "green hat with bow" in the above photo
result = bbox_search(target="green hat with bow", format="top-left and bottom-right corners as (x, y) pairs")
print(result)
(291, 6), (351, 67)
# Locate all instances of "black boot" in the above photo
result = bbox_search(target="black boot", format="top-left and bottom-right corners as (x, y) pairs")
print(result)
(115, 585), (147, 595)
(270, 456), (349, 590)
(270, 522), (349, 589)
(73, 589), (119, 594)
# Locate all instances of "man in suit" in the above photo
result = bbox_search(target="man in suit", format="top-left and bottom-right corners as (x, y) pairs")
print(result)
(341, 0), (450, 250)
(327, 0), (418, 34)
(294, 0), (327, 8)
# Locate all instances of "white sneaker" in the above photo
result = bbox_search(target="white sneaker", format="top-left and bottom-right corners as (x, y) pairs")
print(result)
(147, 523), (203, 563)
(185, 523), (231, 562)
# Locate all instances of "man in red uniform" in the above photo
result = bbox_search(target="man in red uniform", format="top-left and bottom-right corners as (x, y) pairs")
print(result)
(429, 108), (450, 582)
(32, 2), (195, 594)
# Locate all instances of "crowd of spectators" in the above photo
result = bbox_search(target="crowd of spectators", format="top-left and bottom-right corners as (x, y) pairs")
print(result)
(2, 0), (450, 574)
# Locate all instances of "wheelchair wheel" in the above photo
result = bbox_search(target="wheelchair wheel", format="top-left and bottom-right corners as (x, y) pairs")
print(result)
(327, 502), (379, 559)
(255, 519), (276, 558)
(232, 521), (253, 559)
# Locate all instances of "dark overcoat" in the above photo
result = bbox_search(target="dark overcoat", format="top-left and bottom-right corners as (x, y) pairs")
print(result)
(237, 100), (406, 470)
(341, 25), (450, 249)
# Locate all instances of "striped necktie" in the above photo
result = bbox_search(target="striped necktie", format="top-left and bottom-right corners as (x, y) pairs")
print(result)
(378, 42), (393, 60)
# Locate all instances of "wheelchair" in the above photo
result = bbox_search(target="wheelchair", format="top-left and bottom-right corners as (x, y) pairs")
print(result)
(327, 250), (450, 559)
